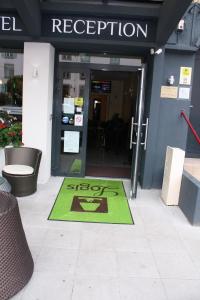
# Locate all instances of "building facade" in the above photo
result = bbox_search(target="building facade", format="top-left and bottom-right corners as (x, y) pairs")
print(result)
(0, 0), (198, 198)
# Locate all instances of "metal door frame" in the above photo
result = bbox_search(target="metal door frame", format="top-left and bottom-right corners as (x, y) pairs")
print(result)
(51, 62), (90, 177)
(52, 56), (145, 183)
(130, 65), (147, 198)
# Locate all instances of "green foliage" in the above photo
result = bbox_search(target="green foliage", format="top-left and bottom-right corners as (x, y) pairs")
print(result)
(0, 111), (22, 148)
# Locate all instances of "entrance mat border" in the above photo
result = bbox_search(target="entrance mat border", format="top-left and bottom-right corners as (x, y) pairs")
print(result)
(48, 178), (134, 225)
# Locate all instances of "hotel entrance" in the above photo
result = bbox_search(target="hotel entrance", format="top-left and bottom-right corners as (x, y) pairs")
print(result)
(86, 70), (139, 179)
(85, 66), (147, 198)
(0, 0), (193, 192)
(52, 55), (147, 198)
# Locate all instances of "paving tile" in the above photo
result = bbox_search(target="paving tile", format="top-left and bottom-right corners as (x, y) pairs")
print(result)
(154, 252), (200, 279)
(76, 250), (118, 277)
(113, 231), (150, 252)
(162, 279), (200, 300)
(147, 235), (185, 254)
(80, 230), (114, 250)
(24, 227), (48, 248)
(35, 246), (78, 274)
(43, 228), (81, 250)
(72, 276), (120, 300)
(116, 251), (160, 278)
(20, 272), (74, 300)
(118, 277), (167, 300)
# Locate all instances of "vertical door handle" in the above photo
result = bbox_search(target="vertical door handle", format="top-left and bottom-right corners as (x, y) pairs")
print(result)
(130, 117), (134, 150)
(142, 118), (149, 150)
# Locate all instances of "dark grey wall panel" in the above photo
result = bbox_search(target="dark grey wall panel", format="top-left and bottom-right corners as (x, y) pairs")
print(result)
(152, 101), (189, 187)
(186, 50), (200, 156)
(152, 51), (195, 187)
(140, 51), (165, 188)
(141, 51), (195, 189)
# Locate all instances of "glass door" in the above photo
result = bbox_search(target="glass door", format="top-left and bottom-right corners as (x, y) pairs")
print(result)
(52, 64), (90, 177)
(130, 66), (147, 198)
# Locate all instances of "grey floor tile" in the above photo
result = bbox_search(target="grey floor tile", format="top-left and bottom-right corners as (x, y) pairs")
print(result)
(21, 272), (74, 300)
(72, 276), (120, 300)
(162, 279), (200, 300)
(116, 251), (160, 278)
(154, 252), (200, 279)
(118, 277), (167, 300)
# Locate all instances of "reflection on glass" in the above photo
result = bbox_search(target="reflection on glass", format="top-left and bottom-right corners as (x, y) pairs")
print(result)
(0, 52), (23, 118)
(79, 85), (84, 97)
(59, 53), (142, 67)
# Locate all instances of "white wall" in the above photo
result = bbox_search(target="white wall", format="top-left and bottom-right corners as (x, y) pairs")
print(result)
(22, 42), (55, 184)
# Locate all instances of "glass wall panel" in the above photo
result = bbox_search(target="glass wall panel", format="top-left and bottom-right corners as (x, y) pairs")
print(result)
(0, 51), (23, 120)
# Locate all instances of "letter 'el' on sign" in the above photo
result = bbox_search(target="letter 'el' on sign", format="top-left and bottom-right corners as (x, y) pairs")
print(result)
(0, 16), (22, 32)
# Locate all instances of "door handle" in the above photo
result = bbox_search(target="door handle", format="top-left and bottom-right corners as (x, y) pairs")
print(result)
(140, 118), (149, 150)
(129, 117), (138, 149)
(130, 117), (134, 150)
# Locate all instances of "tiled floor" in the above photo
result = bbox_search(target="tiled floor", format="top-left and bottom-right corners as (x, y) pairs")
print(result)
(10, 177), (200, 300)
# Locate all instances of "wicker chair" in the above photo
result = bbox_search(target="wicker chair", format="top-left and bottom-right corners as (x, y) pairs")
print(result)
(2, 147), (42, 197)
(0, 191), (34, 300)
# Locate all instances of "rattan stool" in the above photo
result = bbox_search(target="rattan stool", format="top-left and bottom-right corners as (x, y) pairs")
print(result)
(0, 191), (34, 300)
(0, 176), (11, 193)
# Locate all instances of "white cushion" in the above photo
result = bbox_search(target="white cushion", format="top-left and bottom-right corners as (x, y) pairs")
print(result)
(3, 164), (34, 175)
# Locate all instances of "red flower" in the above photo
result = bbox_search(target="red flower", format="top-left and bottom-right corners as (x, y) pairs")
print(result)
(0, 122), (6, 129)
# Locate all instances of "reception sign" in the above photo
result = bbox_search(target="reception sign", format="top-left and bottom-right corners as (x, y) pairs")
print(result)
(0, 12), (157, 43)
(42, 15), (157, 42)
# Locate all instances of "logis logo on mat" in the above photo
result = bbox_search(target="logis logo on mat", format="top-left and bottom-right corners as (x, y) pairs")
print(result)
(71, 196), (108, 213)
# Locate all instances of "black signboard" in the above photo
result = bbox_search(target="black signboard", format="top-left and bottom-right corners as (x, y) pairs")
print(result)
(0, 12), (157, 43)
(43, 15), (157, 43)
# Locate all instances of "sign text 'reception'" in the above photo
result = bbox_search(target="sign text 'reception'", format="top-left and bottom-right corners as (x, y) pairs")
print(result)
(51, 18), (148, 38)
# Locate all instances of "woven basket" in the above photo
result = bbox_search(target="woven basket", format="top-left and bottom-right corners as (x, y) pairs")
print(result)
(0, 191), (34, 300)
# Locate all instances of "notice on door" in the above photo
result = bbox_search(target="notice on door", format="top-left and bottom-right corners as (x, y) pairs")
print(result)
(63, 97), (75, 114)
(179, 87), (190, 99)
(64, 131), (80, 153)
(75, 97), (84, 107)
(179, 67), (192, 85)
(74, 114), (83, 126)
(160, 86), (178, 99)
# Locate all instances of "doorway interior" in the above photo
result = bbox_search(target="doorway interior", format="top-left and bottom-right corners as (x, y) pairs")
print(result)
(86, 70), (139, 178)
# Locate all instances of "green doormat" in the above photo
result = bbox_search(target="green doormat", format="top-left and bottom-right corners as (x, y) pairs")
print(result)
(48, 178), (133, 225)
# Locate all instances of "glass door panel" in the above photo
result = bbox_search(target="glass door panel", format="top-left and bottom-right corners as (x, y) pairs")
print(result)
(52, 66), (89, 177)
(130, 66), (146, 198)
